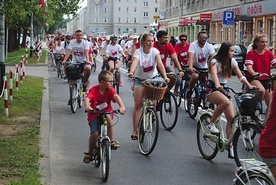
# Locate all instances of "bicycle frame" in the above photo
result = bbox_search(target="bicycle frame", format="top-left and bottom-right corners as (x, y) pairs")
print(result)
(141, 98), (155, 130)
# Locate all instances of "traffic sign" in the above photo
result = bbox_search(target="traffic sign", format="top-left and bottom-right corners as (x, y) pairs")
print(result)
(222, 11), (234, 28)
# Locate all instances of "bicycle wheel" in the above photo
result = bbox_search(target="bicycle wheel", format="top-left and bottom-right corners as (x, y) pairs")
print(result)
(177, 88), (183, 107)
(160, 91), (178, 131)
(78, 85), (84, 108)
(137, 108), (159, 155)
(114, 70), (120, 94)
(57, 61), (62, 78)
(101, 139), (110, 182)
(235, 171), (275, 185)
(70, 83), (78, 113)
(233, 123), (262, 167)
(187, 90), (198, 119)
(196, 114), (218, 160)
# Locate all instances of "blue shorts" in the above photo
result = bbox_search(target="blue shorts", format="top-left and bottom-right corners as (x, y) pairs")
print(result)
(133, 75), (161, 88)
(89, 117), (101, 134)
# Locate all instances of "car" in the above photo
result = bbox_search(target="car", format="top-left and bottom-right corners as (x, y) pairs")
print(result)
(213, 43), (247, 71)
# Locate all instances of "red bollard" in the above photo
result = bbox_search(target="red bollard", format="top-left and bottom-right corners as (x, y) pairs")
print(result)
(15, 64), (19, 91)
(20, 61), (23, 83)
(4, 76), (9, 117)
(9, 70), (13, 100)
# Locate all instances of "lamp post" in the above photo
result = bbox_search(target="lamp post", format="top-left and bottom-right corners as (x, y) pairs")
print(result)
(0, 0), (5, 92)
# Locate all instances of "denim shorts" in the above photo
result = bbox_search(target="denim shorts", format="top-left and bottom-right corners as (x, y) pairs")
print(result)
(89, 117), (101, 134)
(133, 75), (161, 88)
(262, 157), (276, 168)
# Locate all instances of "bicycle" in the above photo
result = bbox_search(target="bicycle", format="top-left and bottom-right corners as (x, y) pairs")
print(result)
(85, 109), (120, 182)
(136, 78), (167, 155)
(66, 62), (85, 113)
(108, 56), (124, 95)
(176, 66), (191, 112)
(91, 52), (97, 72)
(55, 53), (64, 78)
(233, 158), (275, 185)
(156, 73), (179, 131)
(187, 68), (215, 119)
(197, 87), (263, 167)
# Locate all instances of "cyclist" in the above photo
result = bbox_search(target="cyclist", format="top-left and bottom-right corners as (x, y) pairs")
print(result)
(186, 31), (216, 99)
(105, 34), (126, 86)
(62, 30), (92, 101)
(245, 32), (276, 108)
(83, 70), (126, 163)
(100, 36), (111, 70)
(128, 33), (170, 140)
(52, 36), (62, 68)
(207, 42), (254, 158)
(153, 30), (184, 76)
(173, 32), (190, 94)
(124, 35), (138, 72)
(259, 85), (276, 179)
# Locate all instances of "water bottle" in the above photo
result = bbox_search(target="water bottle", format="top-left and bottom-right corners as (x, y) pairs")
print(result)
(198, 86), (202, 96)
(255, 101), (262, 110)
(236, 97), (242, 107)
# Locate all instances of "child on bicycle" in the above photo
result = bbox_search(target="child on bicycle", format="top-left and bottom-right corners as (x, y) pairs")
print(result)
(83, 70), (126, 163)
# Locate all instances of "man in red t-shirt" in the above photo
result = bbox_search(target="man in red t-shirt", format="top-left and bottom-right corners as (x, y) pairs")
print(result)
(259, 85), (276, 179)
(153, 30), (184, 77)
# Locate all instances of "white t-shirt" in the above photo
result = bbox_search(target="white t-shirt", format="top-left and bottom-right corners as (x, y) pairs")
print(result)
(133, 47), (160, 79)
(61, 41), (70, 54)
(125, 40), (134, 55)
(188, 40), (215, 68)
(68, 39), (89, 63)
(106, 44), (123, 57)
(208, 58), (238, 84)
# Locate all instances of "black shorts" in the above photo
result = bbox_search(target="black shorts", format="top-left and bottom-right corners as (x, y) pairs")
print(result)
(247, 78), (270, 90)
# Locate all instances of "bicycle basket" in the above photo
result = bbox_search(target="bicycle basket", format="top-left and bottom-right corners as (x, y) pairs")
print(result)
(167, 74), (177, 90)
(235, 90), (262, 116)
(66, 63), (82, 80)
(144, 79), (167, 100)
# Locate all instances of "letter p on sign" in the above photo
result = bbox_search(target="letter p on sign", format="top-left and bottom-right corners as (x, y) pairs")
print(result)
(223, 11), (234, 28)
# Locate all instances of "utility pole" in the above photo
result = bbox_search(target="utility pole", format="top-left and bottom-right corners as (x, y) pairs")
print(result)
(30, 12), (34, 57)
(0, 0), (5, 92)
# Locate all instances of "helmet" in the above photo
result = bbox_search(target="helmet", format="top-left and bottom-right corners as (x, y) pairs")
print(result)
(110, 34), (117, 40)
(65, 35), (71, 39)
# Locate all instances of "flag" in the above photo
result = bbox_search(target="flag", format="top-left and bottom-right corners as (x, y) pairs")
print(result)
(38, 0), (46, 7)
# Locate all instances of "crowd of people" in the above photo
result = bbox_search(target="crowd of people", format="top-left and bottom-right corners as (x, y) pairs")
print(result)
(45, 30), (276, 180)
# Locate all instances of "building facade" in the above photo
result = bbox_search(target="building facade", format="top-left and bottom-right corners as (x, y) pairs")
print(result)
(159, 0), (276, 54)
(67, 0), (160, 36)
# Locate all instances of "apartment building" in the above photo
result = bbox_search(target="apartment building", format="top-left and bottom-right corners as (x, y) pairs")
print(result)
(67, 0), (160, 36)
(159, 0), (276, 54)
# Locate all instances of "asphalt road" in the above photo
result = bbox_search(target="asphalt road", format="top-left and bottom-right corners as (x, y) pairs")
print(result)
(6, 57), (244, 185)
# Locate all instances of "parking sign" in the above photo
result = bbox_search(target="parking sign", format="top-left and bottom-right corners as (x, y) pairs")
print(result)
(223, 11), (234, 28)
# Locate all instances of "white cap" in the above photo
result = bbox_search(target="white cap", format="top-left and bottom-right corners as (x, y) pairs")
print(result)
(106, 36), (110, 40)
(83, 35), (87, 39)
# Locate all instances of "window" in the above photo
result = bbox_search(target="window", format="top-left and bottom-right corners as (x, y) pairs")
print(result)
(126, 7), (129, 13)
(133, 18), (137, 23)
(118, 28), (121, 34)
(143, 12), (149, 17)
(154, 0), (158, 2)
(154, 7), (158, 13)
(126, 18), (129, 23)
(104, 7), (108, 13)
(268, 19), (273, 47)
(134, 7), (137, 13)
(118, 7), (121, 13)
(104, 0), (108, 2)
(104, 28), (107, 33)
(95, 18), (99, 23)
(104, 18), (108, 23)
(118, 17), (121, 23)
(95, 7), (99, 13)
(134, 0), (137, 2)
(133, 28), (137, 33)
(95, 28), (99, 33)
(143, 1), (149, 7)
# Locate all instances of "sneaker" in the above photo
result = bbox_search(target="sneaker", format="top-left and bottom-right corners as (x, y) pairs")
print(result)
(228, 146), (234, 159)
(207, 123), (219, 134)
(111, 141), (120, 150)
(119, 81), (123, 87)
(186, 90), (192, 100)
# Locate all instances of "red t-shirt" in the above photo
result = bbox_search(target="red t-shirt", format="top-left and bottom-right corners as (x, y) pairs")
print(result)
(133, 42), (140, 50)
(86, 85), (116, 123)
(174, 43), (190, 66)
(259, 85), (276, 158)
(245, 50), (276, 80)
(153, 41), (176, 66)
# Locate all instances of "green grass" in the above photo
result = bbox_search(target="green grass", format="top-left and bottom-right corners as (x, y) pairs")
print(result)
(0, 74), (44, 185)
(6, 48), (46, 65)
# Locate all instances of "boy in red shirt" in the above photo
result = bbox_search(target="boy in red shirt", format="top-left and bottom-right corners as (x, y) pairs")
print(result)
(83, 70), (126, 163)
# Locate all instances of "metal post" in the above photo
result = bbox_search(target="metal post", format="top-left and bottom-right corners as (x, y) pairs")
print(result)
(0, 0), (6, 92)
(180, 0), (184, 33)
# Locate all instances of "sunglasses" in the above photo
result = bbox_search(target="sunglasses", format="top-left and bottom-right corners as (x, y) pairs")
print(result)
(180, 38), (187, 41)
(105, 80), (114, 83)
(199, 36), (208, 40)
